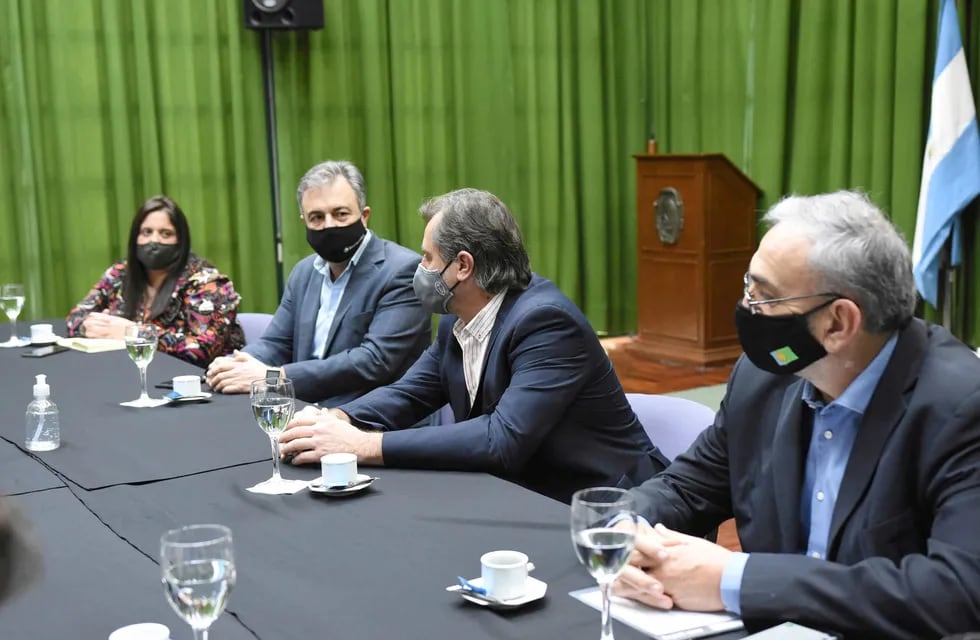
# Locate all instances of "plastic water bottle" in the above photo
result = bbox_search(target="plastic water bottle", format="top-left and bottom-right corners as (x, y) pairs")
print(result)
(25, 374), (59, 451)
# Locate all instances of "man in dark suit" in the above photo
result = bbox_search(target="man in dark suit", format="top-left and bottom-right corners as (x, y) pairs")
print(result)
(279, 188), (667, 502)
(206, 160), (430, 404)
(614, 191), (980, 638)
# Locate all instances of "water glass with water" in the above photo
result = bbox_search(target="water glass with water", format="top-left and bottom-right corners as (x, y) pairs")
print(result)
(0, 283), (28, 348)
(160, 524), (236, 640)
(121, 323), (159, 407)
(570, 487), (638, 640)
(250, 377), (295, 491)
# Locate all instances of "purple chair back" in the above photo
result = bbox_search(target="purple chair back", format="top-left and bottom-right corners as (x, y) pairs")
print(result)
(626, 393), (716, 461)
(239, 312), (273, 346)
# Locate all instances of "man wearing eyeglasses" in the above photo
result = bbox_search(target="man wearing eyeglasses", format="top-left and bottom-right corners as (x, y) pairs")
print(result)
(615, 191), (980, 638)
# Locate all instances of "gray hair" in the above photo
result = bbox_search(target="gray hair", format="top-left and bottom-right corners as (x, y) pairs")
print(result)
(296, 160), (367, 211)
(763, 190), (916, 333)
(420, 188), (532, 294)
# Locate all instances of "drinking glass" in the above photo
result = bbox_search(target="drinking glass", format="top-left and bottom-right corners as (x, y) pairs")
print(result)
(0, 283), (28, 347)
(160, 524), (236, 640)
(250, 378), (295, 491)
(570, 487), (638, 640)
(121, 323), (159, 407)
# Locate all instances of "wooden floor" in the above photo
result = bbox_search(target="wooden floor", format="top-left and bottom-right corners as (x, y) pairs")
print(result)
(601, 336), (732, 395)
(601, 336), (741, 552)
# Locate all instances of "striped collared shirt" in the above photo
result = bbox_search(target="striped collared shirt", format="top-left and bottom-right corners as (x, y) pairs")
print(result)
(452, 291), (507, 407)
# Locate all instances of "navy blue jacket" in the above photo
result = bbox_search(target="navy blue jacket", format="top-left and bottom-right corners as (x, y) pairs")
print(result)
(244, 237), (431, 405)
(341, 275), (667, 503)
(630, 319), (980, 638)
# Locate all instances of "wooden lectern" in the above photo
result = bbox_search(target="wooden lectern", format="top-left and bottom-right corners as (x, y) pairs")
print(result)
(628, 153), (762, 366)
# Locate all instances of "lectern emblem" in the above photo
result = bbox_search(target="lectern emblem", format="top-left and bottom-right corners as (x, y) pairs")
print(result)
(654, 188), (684, 244)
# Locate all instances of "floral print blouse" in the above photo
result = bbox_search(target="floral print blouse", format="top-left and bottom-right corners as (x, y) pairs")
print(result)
(66, 253), (245, 368)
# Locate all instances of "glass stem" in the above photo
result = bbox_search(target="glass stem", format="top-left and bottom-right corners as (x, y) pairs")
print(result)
(599, 580), (615, 640)
(269, 434), (283, 481)
(138, 365), (149, 400)
(9, 317), (15, 342)
(193, 628), (208, 640)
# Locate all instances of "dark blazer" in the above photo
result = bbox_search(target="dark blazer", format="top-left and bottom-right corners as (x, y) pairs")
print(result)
(340, 275), (668, 503)
(244, 236), (431, 405)
(630, 319), (980, 639)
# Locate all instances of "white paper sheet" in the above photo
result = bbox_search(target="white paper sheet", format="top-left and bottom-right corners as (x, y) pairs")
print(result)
(245, 479), (309, 495)
(118, 398), (169, 408)
(58, 337), (127, 353)
(570, 586), (743, 640)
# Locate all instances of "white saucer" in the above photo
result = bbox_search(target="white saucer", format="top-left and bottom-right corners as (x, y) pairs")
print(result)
(448, 576), (547, 609)
(308, 473), (376, 496)
(108, 622), (171, 640)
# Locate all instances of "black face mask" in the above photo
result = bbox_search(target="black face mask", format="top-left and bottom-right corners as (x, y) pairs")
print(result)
(307, 219), (367, 263)
(136, 242), (182, 271)
(733, 298), (836, 375)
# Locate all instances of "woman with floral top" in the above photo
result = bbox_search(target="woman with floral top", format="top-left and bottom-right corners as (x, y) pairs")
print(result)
(66, 195), (245, 367)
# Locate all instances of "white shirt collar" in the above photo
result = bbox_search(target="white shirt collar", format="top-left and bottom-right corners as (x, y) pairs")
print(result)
(453, 290), (507, 342)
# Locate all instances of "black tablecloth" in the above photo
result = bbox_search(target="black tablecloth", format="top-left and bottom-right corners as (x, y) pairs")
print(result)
(0, 440), (63, 495)
(0, 346), (266, 489)
(76, 463), (654, 639)
(0, 334), (748, 639)
(0, 488), (254, 640)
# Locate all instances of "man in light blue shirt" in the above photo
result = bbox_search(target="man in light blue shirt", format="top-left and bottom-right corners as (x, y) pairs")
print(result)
(308, 227), (372, 360)
(616, 191), (980, 639)
(207, 161), (431, 404)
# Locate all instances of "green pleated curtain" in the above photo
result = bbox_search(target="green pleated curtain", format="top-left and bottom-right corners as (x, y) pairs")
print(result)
(1, 0), (978, 343)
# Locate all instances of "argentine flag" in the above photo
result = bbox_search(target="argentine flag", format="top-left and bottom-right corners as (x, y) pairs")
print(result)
(912, 0), (980, 308)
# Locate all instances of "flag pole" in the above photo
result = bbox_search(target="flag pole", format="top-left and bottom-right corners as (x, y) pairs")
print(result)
(939, 242), (954, 331)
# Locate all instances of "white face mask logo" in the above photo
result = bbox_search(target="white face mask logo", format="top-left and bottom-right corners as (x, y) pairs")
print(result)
(412, 259), (458, 314)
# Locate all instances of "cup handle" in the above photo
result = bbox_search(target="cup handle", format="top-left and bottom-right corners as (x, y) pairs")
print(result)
(527, 562), (535, 573)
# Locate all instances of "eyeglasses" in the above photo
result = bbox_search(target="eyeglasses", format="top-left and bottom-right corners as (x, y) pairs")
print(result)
(742, 272), (842, 315)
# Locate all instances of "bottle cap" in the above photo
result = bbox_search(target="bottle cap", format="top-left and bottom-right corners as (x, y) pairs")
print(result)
(33, 374), (49, 398)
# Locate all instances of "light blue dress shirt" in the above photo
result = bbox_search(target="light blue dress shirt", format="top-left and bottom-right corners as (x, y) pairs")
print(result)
(719, 334), (898, 614)
(310, 231), (372, 359)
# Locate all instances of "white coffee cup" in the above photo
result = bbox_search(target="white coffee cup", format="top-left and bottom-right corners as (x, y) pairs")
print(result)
(30, 323), (55, 343)
(480, 550), (533, 600)
(173, 375), (202, 397)
(108, 622), (171, 640)
(321, 452), (357, 488)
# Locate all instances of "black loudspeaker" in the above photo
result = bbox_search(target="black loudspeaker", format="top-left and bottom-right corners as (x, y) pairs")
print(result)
(243, 0), (324, 31)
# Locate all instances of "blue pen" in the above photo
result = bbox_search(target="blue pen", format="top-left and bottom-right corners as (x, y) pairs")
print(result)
(456, 576), (487, 595)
